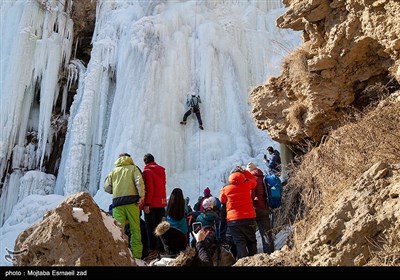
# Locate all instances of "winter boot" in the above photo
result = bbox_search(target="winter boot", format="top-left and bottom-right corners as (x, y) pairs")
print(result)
(180, 121), (186, 125)
(199, 125), (204, 130)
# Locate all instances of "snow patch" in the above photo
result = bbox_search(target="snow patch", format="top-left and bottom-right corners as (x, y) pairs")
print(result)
(71, 207), (89, 223)
(101, 211), (124, 242)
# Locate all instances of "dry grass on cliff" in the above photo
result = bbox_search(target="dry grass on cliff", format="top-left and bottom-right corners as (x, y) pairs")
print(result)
(367, 225), (400, 266)
(275, 94), (400, 238)
(282, 45), (310, 86)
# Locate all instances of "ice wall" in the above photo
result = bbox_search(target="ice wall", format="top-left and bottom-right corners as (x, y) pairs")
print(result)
(0, 0), (73, 225)
(0, 0), (301, 224)
(59, 0), (300, 209)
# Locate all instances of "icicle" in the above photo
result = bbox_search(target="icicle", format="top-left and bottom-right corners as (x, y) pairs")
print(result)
(0, 0), (75, 224)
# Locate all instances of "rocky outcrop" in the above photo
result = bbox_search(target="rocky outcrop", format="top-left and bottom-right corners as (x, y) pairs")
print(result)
(70, 0), (97, 64)
(233, 160), (400, 266)
(298, 161), (400, 266)
(250, 0), (400, 145)
(237, 0), (400, 267)
(13, 192), (136, 266)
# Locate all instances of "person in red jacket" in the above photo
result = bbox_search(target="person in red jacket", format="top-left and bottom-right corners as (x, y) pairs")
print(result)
(219, 166), (257, 259)
(246, 162), (274, 253)
(142, 153), (167, 260)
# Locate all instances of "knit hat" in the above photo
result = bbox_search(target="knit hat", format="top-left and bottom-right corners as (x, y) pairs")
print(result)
(203, 187), (211, 196)
(246, 162), (257, 171)
(202, 197), (216, 210)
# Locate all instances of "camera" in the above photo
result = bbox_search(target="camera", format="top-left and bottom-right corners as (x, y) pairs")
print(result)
(192, 222), (202, 234)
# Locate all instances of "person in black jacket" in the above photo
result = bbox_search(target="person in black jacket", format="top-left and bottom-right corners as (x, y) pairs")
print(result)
(180, 94), (204, 130)
(191, 227), (236, 266)
(192, 228), (213, 266)
(193, 195), (203, 212)
(154, 221), (188, 258)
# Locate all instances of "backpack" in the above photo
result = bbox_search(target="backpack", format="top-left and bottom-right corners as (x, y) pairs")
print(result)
(263, 174), (283, 209)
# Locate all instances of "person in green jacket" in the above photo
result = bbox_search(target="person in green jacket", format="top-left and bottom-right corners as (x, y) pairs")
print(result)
(104, 153), (145, 259)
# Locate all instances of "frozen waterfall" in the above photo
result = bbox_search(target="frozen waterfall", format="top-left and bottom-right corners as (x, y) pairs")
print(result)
(0, 0), (300, 234)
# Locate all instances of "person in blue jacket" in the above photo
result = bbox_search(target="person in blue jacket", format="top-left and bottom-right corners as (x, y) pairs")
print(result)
(263, 146), (281, 175)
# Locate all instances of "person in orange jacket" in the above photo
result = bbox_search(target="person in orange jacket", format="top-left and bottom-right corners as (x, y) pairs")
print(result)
(219, 166), (257, 259)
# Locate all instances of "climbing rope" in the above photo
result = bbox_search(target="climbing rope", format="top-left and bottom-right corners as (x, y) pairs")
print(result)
(193, 0), (201, 197)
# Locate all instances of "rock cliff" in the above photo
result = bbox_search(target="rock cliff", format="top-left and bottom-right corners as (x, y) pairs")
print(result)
(244, 0), (400, 266)
(13, 192), (136, 266)
(250, 0), (400, 145)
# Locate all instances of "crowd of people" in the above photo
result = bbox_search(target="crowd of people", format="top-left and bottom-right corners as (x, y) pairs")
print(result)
(104, 146), (282, 266)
